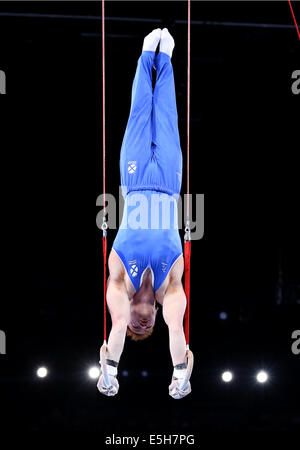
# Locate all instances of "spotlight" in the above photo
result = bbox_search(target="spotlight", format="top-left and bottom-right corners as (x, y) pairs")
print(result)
(256, 371), (269, 384)
(122, 370), (129, 377)
(37, 367), (48, 379)
(141, 370), (148, 378)
(221, 371), (233, 383)
(219, 312), (228, 321)
(88, 367), (100, 380)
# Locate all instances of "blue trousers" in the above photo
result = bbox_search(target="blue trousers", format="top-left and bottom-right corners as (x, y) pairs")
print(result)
(120, 51), (183, 200)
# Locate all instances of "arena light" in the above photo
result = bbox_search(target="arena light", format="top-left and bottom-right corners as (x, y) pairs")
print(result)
(256, 371), (269, 384)
(219, 312), (228, 321)
(37, 367), (48, 379)
(221, 371), (233, 383)
(88, 366), (100, 380)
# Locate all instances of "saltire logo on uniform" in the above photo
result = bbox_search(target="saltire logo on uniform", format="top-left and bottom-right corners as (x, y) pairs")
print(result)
(128, 161), (137, 174)
(129, 260), (139, 278)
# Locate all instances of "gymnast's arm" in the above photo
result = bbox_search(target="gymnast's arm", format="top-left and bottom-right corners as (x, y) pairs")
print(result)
(162, 256), (187, 367)
(106, 250), (131, 363)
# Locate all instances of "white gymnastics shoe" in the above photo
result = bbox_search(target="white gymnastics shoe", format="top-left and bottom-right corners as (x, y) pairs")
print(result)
(142, 28), (162, 52)
(159, 28), (175, 58)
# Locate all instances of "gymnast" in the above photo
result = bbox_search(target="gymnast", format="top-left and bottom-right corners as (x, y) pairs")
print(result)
(98, 28), (192, 399)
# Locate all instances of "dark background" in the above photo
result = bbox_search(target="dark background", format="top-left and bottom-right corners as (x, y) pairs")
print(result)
(0, 0), (299, 439)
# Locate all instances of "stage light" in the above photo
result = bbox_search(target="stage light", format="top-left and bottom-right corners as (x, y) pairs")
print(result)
(88, 367), (100, 380)
(37, 367), (48, 378)
(221, 371), (233, 383)
(256, 371), (269, 384)
(122, 370), (129, 377)
(219, 312), (228, 321)
(141, 370), (148, 378)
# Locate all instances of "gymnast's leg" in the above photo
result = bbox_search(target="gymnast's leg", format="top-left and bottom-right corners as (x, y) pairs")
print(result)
(152, 28), (183, 198)
(120, 29), (161, 197)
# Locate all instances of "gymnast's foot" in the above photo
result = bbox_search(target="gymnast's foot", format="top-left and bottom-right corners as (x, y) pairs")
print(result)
(159, 28), (175, 58)
(142, 28), (162, 52)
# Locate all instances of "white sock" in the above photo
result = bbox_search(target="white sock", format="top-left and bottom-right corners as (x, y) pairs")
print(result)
(159, 28), (175, 58)
(142, 28), (162, 52)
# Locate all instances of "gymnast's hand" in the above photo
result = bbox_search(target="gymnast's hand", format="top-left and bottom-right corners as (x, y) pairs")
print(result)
(97, 373), (119, 397)
(169, 377), (191, 400)
(97, 346), (120, 397)
(168, 351), (194, 400)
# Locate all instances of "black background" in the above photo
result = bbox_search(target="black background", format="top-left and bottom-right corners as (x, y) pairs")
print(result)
(0, 0), (300, 440)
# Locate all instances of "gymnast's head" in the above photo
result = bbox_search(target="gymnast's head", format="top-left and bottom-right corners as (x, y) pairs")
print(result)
(127, 268), (158, 341)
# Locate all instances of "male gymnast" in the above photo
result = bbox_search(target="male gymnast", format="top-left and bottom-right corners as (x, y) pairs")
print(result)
(98, 28), (192, 400)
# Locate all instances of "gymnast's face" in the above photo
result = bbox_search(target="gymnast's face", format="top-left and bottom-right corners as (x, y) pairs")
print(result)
(129, 296), (158, 335)
(129, 268), (158, 334)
